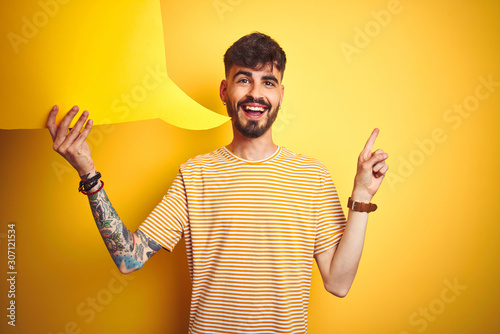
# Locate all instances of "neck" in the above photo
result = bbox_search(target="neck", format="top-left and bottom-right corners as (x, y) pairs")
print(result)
(226, 127), (278, 161)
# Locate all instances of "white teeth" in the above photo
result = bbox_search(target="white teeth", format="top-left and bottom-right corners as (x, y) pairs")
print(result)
(244, 106), (265, 112)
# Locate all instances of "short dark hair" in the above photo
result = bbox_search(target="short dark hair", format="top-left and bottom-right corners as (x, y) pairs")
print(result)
(223, 32), (287, 79)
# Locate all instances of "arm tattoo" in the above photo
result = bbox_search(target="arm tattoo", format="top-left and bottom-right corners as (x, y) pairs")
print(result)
(87, 188), (162, 272)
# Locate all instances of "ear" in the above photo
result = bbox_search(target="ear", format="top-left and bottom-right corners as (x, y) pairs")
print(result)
(220, 79), (227, 103)
(280, 84), (285, 106)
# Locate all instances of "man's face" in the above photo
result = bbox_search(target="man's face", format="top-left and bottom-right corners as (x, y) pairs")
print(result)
(220, 64), (284, 139)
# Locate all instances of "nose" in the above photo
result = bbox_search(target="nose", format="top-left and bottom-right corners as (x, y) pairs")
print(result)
(246, 83), (263, 101)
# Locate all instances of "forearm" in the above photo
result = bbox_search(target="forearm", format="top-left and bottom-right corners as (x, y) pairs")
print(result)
(47, 106), (160, 273)
(84, 176), (158, 274)
(318, 189), (372, 297)
(326, 207), (369, 295)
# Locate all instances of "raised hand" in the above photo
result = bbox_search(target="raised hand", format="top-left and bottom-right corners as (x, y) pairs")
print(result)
(47, 106), (161, 273)
(353, 128), (389, 201)
(47, 105), (95, 177)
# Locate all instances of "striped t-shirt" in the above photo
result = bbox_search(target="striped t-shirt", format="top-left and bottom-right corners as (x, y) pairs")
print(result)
(138, 146), (346, 333)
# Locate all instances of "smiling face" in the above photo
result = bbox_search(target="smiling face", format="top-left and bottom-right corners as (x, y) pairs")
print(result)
(220, 63), (284, 139)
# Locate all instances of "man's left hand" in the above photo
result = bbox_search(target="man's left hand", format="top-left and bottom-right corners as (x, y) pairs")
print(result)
(352, 128), (389, 201)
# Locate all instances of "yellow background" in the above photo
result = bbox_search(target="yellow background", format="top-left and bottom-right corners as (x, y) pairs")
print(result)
(1, 0), (500, 333)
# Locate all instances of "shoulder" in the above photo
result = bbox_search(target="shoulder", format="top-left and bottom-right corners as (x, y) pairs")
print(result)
(179, 147), (229, 171)
(277, 147), (330, 174)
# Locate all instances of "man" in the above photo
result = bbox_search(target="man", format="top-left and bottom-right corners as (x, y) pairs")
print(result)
(47, 32), (388, 333)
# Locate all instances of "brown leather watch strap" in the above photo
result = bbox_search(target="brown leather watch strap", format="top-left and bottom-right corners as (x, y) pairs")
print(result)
(348, 197), (377, 213)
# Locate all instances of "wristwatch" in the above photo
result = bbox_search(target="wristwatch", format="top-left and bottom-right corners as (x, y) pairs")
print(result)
(348, 197), (377, 213)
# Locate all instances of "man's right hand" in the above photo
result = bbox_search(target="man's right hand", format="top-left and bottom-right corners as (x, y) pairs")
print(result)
(47, 105), (95, 177)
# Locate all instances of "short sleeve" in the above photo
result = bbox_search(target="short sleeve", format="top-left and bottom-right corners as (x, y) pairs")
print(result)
(314, 172), (347, 256)
(137, 171), (189, 252)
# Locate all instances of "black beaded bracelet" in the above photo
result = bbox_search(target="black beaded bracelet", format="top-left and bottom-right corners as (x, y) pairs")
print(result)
(78, 172), (101, 193)
(83, 180), (99, 192)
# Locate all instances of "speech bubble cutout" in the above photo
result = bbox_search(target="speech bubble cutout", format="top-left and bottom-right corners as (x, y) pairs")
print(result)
(0, 0), (229, 130)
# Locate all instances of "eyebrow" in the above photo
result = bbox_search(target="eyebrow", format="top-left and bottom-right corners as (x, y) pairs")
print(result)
(233, 70), (279, 84)
(262, 75), (279, 84)
(233, 70), (252, 80)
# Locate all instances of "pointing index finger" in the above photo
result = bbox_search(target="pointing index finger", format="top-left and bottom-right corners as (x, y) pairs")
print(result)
(363, 128), (379, 152)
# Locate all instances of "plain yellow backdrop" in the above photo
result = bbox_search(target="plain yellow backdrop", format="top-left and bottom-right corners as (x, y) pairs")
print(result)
(1, 0), (500, 333)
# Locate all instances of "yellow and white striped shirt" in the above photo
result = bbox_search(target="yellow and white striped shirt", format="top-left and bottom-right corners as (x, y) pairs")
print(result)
(139, 146), (346, 333)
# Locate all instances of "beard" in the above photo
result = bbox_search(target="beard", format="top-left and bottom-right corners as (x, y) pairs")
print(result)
(227, 98), (279, 139)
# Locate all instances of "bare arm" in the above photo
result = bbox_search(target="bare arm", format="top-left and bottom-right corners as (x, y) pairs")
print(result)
(84, 174), (162, 274)
(315, 129), (389, 297)
(47, 105), (161, 274)
(315, 204), (369, 297)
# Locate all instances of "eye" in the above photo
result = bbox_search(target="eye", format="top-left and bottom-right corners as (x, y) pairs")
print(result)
(237, 78), (250, 84)
(264, 81), (275, 87)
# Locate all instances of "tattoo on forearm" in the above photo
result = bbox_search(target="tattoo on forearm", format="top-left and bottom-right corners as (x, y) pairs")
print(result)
(148, 238), (161, 251)
(138, 229), (161, 259)
(87, 189), (162, 272)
